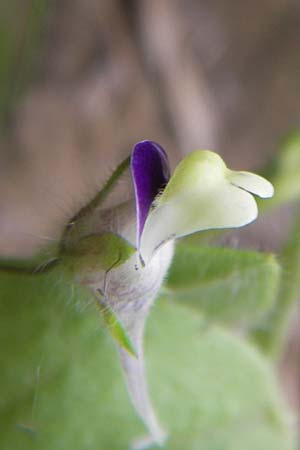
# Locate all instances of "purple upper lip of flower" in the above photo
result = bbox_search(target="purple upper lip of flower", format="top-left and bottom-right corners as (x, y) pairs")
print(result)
(131, 140), (170, 247)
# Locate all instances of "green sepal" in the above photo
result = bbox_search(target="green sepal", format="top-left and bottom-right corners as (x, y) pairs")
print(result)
(95, 292), (137, 358)
(61, 232), (136, 276)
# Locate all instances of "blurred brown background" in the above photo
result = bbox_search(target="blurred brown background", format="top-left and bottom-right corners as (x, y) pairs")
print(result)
(0, 0), (299, 419)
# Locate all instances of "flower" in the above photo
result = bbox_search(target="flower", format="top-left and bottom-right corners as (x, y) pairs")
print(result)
(60, 140), (274, 449)
(131, 140), (274, 264)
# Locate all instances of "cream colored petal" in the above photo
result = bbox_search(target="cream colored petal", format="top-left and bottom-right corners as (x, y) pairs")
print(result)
(228, 170), (274, 198)
(140, 181), (258, 263)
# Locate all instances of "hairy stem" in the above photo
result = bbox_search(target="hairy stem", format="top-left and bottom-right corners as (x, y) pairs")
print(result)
(119, 316), (166, 449)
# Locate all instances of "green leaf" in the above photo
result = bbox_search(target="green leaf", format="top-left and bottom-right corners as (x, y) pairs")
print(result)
(260, 131), (300, 211)
(164, 243), (280, 327)
(0, 273), (293, 450)
(148, 301), (294, 450)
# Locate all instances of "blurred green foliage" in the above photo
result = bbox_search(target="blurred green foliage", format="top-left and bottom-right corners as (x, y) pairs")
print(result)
(251, 215), (300, 357)
(260, 132), (300, 211)
(0, 271), (294, 450)
(249, 132), (300, 357)
(0, 0), (50, 127)
(164, 244), (280, 327)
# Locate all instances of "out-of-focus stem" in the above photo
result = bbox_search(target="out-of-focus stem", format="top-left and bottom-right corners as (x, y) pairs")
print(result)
(251, 212), (300, 358)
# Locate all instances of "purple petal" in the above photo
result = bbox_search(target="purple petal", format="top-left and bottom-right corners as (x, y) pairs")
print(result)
(131, 140), (170, 247)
